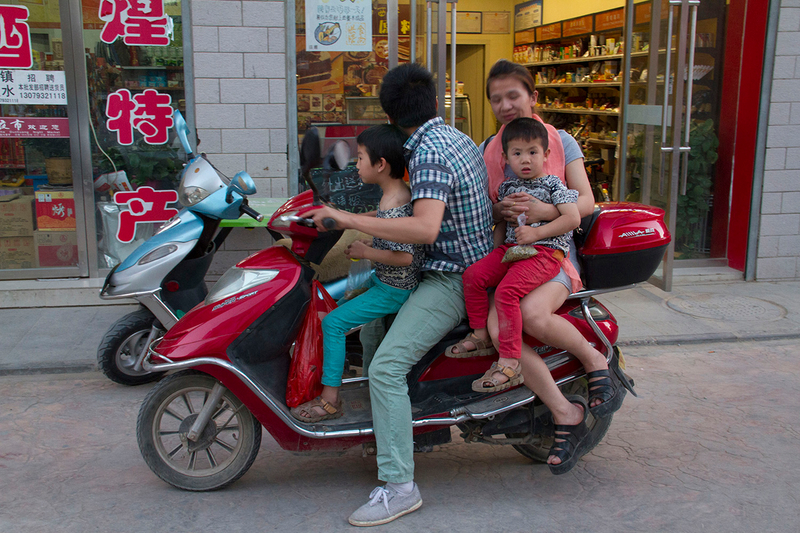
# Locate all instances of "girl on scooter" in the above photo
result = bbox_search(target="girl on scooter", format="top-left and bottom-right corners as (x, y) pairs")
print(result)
(448, 60), (621, 474)
(290, 125), (423, 423)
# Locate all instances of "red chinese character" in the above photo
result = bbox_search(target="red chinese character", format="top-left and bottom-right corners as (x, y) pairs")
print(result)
(0, 5), (33, 69)
(125, 16), (171, 46)
(114, 187), (179, 243)
(99, 0), (171, 46)
(128, 0), (164, 18)
(106, 89), (137, 145)
(98, 0), (128, 44)
(133, 89), (173, 144)
(106, 88), (173, 145)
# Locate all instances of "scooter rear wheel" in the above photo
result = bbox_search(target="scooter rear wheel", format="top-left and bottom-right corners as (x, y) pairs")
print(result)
(508, 378), (613, 463)
(97, 309), (165, 386)
(137, 371), (262, 491)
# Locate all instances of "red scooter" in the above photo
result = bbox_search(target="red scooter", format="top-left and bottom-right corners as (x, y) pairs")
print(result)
(136, 148), (669, 491)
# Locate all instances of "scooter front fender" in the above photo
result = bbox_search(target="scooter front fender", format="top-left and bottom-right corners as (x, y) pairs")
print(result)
(102, 210), (205, 297)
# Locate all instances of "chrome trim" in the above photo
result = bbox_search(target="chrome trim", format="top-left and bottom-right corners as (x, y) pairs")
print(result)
(581, 297), (614, 363)
(100, 289), (178, 329)
(144, 339), (589, 439)
(567, 284), (637, 300)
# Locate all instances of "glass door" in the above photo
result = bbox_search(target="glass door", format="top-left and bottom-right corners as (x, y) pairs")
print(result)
(0, 0), (87, 278)
(620, 0), (700, 291)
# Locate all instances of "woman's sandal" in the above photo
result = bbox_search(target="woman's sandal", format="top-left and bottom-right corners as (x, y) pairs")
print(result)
(290, 396), (344, 423)
(445, 332), (497, 358)
(471, 361), (523, 393)
(587, 369), (623, 418)
(548, 395), (592, 475)
(587, 353), (625, 418)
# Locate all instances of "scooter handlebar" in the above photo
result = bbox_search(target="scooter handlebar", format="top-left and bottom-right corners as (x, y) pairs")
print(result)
(240, 204), (264, 222)
(322, 218), (337, 230)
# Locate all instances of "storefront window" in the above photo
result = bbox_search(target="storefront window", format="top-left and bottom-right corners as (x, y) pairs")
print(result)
(0, 0), (77, 271)
(81, 0), (186, 268)
(295, 0), (412, 135)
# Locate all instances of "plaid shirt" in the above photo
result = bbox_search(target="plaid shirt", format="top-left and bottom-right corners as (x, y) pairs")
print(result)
(404, 117), (493, 273)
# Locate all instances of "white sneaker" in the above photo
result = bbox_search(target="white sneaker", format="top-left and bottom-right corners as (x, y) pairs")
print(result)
(348, 484), (422, 527)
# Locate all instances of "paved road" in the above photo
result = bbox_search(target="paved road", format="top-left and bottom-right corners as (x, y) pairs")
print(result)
(2, 339), (799, 532)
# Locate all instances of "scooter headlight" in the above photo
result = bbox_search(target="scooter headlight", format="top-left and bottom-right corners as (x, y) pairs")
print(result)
(205, 267), (279, 305)
(138, 244), (179, 265)
(179, 185), (210, 207)
(270, 210), (299, 228)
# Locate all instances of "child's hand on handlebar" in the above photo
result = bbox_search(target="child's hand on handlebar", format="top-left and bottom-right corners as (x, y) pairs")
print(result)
(310, 206), (348, 231)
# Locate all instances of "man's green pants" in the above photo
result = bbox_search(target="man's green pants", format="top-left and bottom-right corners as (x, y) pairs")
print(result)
(365, 270), (466, 483)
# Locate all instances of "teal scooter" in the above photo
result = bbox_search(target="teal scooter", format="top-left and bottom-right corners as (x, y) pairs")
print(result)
(98, 110), (263, 385)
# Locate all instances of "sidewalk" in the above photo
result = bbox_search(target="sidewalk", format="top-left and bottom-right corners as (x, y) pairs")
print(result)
(2, 271), (799, 374)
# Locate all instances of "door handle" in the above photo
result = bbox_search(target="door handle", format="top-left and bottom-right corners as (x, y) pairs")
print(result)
(658, 2), (678, 196)
(680, 1), (700, 196)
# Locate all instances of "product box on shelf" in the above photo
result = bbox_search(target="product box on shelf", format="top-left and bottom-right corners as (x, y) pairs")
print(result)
(0, 195), (35, 237)
(33, 230), (78, 268)
(0, 236), (36, 269)
(35, 190), (76, 230)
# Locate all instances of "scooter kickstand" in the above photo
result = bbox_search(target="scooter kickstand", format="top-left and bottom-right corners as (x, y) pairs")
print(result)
(187, 382), (227, 441)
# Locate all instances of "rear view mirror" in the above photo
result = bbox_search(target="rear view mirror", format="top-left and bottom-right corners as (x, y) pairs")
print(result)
(300, 127), (322, 178)
(173, 110), (193, 157)
(229, 171), (256, 196)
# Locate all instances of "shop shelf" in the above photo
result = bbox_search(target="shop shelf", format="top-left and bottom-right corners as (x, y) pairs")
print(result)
(538, 107), (620, 116)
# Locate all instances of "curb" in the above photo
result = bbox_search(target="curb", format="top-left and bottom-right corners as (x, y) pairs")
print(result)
(4, 330), (800, 377)
(0, 362), (97, 377)
(618, 330), (800, 347)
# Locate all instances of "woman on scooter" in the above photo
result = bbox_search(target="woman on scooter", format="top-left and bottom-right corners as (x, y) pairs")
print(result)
(447, 59), (621, 473)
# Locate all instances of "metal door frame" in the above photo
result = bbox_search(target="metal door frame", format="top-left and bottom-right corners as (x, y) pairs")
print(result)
(620, 0), (699, 291)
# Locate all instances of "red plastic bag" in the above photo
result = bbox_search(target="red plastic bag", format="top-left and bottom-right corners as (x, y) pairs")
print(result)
(286, 281), (338, 408)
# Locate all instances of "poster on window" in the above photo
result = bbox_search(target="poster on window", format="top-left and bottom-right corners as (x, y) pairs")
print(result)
(305, 0), (371, 53)
(0, 116), (70, 138)
(0, 70), (67, 105)
(0, 5), (33, 69)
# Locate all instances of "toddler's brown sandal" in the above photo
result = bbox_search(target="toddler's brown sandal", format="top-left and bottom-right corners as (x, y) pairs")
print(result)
(445, 333), (497, 358)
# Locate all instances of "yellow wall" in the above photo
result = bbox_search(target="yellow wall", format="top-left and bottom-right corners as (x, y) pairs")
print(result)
(444, 0), (517, 141)
(543, 0), (625, 24)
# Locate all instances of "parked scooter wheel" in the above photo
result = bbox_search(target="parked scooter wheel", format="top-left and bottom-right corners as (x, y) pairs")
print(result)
(97, 309), (166, 386)
(137, 371), (262, 491)
(508, 378), (615, 463)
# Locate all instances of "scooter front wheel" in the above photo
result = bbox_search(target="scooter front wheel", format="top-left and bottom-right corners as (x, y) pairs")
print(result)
(137, 371), (262, 491)
(97, 309), (165, 385)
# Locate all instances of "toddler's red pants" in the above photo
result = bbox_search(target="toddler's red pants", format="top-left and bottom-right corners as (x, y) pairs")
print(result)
(463, 244), (563, 358)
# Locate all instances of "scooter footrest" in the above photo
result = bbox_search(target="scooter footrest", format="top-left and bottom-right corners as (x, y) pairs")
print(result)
(463, 387), (534, 418)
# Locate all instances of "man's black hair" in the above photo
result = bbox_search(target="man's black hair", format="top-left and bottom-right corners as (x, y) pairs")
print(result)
(501, 117), (549, 154)
(379, 63), (437, 129)
(356, 124), (408, 179)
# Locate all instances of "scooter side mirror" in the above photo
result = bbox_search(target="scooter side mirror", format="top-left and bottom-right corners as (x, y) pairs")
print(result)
(300, 127), (322, 177)
(324, 140), (350, 171)
(229, 171), (257, 196)
(174, 110), (193, 158)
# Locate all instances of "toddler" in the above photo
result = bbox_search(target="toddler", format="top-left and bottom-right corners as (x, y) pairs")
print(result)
(447, 117), (581, 393)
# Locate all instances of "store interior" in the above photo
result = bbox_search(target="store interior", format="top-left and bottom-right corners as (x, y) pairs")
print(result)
(295, 0), (728, 260)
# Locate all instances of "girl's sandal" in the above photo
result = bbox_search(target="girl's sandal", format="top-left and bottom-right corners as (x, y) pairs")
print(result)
(471, 361), (523, 393)
(446, 333), (497, 358)
(290, 396), (344, 423)
(548, 396), (592, 475)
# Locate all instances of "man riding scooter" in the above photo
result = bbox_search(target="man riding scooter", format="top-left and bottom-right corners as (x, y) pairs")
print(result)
(310, 63), (494, 527)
